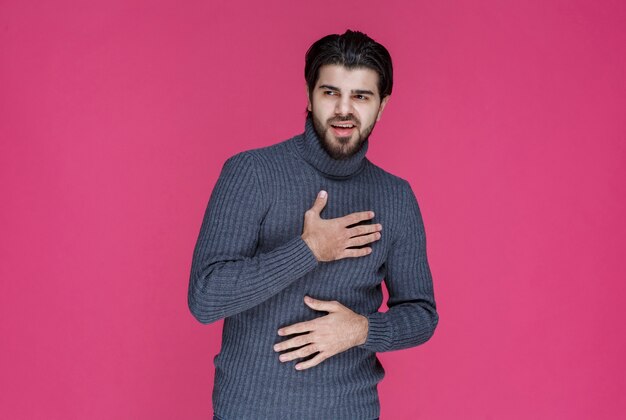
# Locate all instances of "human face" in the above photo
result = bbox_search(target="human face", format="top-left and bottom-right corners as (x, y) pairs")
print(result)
(307, 64), (390, 160)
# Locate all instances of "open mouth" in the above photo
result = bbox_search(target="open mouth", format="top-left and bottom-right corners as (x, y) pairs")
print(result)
(331, 123), (356, 136)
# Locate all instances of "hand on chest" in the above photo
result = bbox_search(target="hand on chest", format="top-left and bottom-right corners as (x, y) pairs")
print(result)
(259, 184), (394, 270)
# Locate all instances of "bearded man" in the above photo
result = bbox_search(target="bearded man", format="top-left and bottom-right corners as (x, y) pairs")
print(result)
(188, 29), (438, 420)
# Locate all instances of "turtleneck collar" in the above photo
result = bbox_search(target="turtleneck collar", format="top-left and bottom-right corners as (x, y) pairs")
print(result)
(293, 115), (369, 179)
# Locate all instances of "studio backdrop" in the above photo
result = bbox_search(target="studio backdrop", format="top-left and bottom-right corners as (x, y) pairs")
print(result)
(1, 1), (625, 419)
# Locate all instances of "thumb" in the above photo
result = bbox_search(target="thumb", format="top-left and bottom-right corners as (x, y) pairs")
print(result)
(309, 190), (327, 215)
(304, 295), (339, 312)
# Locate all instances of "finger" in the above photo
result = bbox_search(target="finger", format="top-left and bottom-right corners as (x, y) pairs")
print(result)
(274, 333), (314, 352)
(308, 190), (328, 215)
(339, 247), (372, 259)
(295, 352), (328, 370)
(348, 223), (382, 238)
(347, 231), (381, 247)
(341, 210), (375, 227)
(303, 295), (341, 312)
(278, 320), (315, 336)
(278, 343), (319, 362)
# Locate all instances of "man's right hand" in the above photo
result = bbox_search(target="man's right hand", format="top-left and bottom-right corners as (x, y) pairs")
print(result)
(301, 190), (382, 262)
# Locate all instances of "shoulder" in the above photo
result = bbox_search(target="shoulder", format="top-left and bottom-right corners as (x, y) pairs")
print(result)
(365, 159), (414, 195)
(224, 133), (297, 167)
(365, 160), (424, 226)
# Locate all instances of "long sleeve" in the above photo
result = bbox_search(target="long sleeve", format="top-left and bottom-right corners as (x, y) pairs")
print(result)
(360, 180), (439, 352)
(188, 151), (319, 324)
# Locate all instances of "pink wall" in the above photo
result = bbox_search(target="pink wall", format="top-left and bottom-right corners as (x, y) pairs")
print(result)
(1, 1), (625, 419)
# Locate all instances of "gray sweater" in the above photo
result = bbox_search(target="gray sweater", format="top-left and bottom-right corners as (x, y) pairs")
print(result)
(188, 115), (438, 419)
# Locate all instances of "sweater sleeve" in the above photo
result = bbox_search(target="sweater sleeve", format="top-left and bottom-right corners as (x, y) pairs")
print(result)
(188, 151), (319, 324)
(360, 180), (439, 352)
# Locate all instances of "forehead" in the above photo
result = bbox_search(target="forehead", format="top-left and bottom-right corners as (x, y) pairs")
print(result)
(315, 64), (380, 95)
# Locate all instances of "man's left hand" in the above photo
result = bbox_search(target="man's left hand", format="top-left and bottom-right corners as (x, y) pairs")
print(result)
(274, 296), (369, 370)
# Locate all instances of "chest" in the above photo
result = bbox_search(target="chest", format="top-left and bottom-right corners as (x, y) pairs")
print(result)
(257, 166), (400, 287)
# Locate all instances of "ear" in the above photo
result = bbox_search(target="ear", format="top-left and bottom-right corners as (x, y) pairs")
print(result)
(306, 84), (312, 112)
(375, 95), (390, 122)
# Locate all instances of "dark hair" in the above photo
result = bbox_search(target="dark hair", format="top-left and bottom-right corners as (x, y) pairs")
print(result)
(304, 29), (393, 117)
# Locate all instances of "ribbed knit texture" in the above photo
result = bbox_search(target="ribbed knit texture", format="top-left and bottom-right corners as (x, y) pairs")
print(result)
(188, 115), (438, 419)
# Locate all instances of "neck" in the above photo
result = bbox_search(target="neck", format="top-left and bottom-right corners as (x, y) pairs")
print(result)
(293, 115), (369, 179)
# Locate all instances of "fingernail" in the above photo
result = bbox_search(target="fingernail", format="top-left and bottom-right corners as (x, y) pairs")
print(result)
(273, 345), (279, 351)
(319, 190), (327, 198)
(370, 211), (375, 217)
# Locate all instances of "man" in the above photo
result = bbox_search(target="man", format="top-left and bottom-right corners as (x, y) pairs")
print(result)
(188, 29), (438, 420)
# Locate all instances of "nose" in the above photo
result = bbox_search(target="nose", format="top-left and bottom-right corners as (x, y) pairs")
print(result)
(334, 94), (353, 116)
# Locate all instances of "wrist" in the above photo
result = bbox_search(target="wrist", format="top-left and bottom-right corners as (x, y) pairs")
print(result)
(355, 314), (369, 346)
(301, 234), (319, 261)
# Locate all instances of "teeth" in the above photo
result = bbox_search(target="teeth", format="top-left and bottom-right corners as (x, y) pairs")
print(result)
(334, 124), (354, 128)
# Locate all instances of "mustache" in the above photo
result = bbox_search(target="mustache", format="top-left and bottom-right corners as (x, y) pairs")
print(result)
(329, 116), (359, 124)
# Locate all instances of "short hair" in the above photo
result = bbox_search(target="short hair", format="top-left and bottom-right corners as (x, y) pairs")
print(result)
(304, 29), (393, 117)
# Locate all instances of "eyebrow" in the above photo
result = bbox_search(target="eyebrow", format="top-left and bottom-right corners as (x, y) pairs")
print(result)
(318, 84), (375, 96)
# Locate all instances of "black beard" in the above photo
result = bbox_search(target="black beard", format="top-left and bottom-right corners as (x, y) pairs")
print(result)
(310, 114), (376, 160)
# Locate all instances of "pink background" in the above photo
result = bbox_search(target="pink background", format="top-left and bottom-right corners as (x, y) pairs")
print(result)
(2, 1), (625, 419)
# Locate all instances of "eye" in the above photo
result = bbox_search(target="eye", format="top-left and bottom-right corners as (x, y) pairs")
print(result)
(354, 95), (368, 100)
(324, 91), (337, 96)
